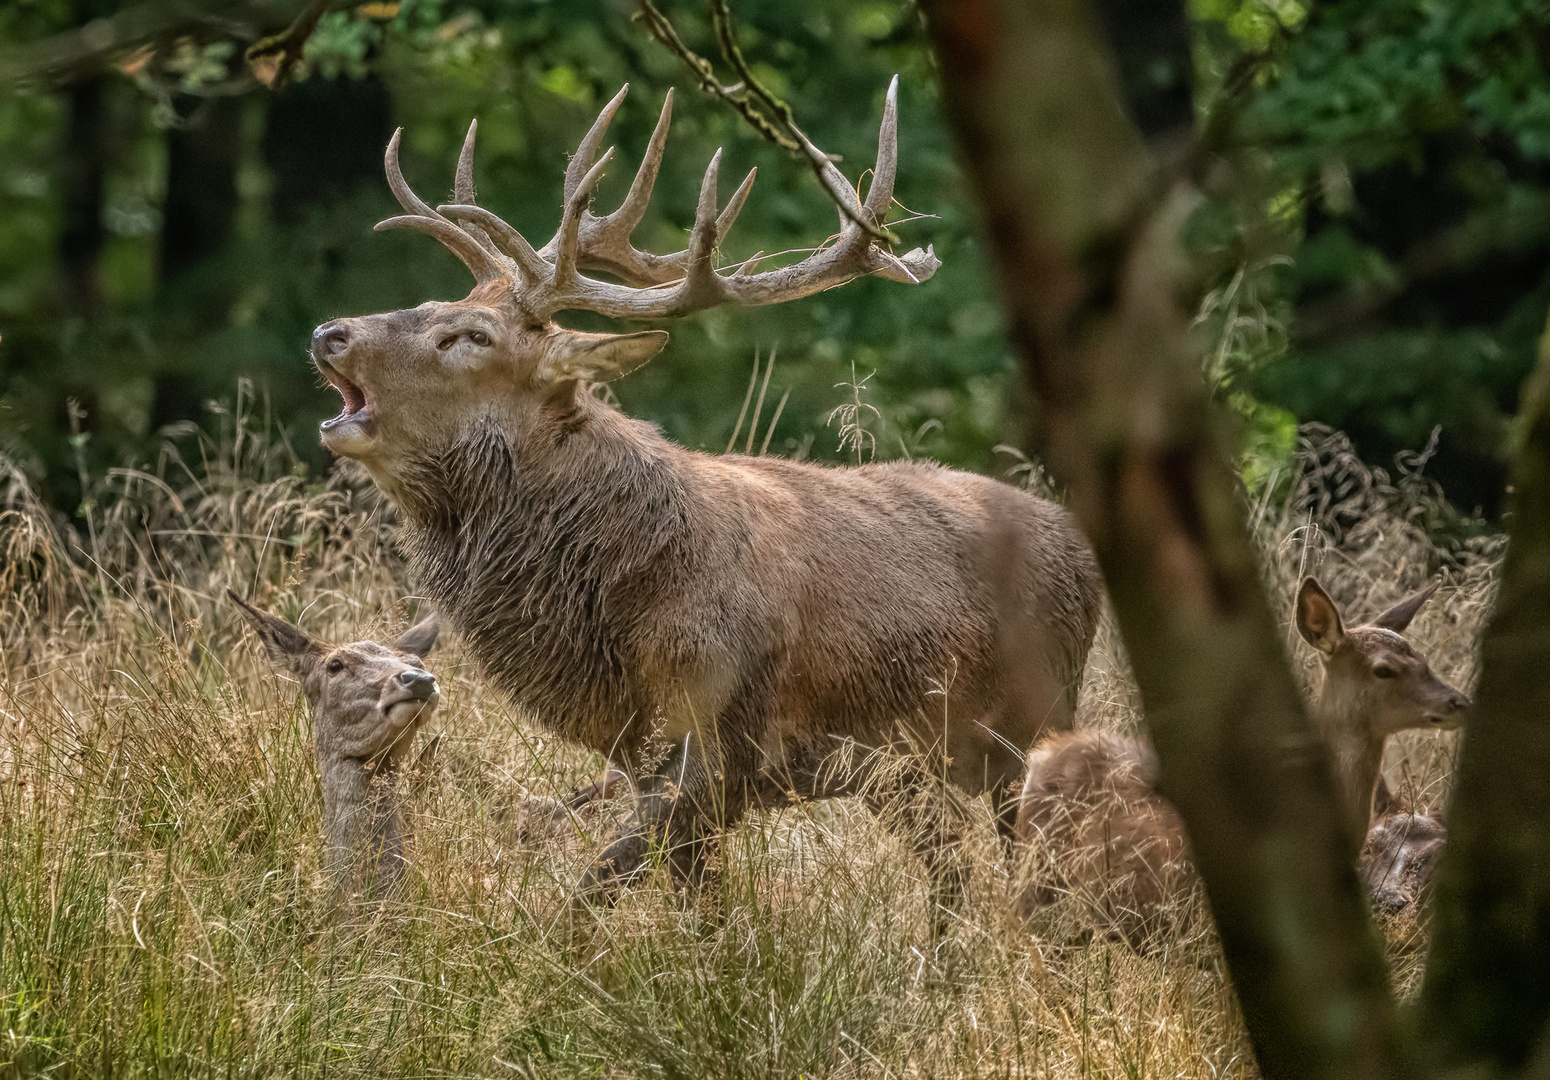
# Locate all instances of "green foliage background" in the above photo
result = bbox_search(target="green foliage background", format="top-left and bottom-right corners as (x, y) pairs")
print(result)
(1, 0), (1548, 520)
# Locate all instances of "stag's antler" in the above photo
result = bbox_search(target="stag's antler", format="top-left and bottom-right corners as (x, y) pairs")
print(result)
(375, 77), (939, 322)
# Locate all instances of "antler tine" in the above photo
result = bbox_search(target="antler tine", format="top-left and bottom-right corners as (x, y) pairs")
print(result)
(716, 167), (757, 243)
(450, 119), (509, 260)
(375, 215), (505, 283)
(438, 204), (549, 282)
(564, 84), (630, 205)
(455, 119), (479, 205)
(385, 128), (441, 219)
(601, 88), (672, 234)
(553, 147), (616, 285)
(679, 148), (728, 306)
(863, 76), (899, 222)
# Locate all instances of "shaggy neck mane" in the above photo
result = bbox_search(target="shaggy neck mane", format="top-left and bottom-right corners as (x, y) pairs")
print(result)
(395, 397), (695, 754)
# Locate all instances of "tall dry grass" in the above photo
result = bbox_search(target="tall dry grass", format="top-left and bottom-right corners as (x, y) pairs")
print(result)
(0, 392), (1494, 1078)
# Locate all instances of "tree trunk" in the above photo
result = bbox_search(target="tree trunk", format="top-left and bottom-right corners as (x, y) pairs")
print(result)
(58, 74), (109, 315)
(160, 94), (244, 283)
(261, 74), (395, 225)
(1417, 316), (1550, 1072)
(920, 2), (1408, 1076)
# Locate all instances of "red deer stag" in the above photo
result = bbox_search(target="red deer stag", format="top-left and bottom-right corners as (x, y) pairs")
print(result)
(307, 80), (1103, 925)
(1016, 577), (1469, 947)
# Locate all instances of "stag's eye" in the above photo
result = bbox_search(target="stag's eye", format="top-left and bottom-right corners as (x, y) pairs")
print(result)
(326, 658), (345, 675)
(468, 329), (492, 347)
(437, 334), (459, 351)
(1373, 664), (1398, 679)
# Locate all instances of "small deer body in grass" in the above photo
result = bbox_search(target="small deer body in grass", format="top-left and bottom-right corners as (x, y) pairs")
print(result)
(303, 80), (1103, 923)
(231, 592), (441, 897)
(1015, 578), (1469, 947)
(1360, 775), (1449, 918)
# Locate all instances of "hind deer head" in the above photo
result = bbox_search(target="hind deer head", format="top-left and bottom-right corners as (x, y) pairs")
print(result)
(1295, 577), (1470, 832)
(230, 591), (441, 895)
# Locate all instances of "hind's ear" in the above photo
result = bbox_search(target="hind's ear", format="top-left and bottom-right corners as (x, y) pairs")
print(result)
(1295, 577), (1345, 655)
(228, 590), (321, 677)
(1372, 580), (1440, 634)
(394, 611), (440, 658)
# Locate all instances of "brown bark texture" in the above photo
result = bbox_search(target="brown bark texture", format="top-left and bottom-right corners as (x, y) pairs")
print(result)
(1417, 321), (1550, 1073)
(919, 1), (1409, 1076)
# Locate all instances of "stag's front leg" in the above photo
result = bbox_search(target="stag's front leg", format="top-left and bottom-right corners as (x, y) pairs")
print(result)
(574, 729), (747, 905)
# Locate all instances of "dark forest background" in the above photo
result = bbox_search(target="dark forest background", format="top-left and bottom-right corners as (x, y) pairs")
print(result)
(1, 0), (1547, 523)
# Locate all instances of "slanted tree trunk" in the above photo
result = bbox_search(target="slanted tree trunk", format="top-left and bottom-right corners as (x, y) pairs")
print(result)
(920, 2), (1408, 1076)
(1417, 319), (1550, 1071)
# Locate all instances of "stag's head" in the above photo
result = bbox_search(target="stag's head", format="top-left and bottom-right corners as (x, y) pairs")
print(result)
(312, 79), (938, 496)
(1295, 577), (1471, 739)
(230, 591), (442, 768)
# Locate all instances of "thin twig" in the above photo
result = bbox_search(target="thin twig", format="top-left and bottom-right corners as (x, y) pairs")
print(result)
(635, 0), (898, 244)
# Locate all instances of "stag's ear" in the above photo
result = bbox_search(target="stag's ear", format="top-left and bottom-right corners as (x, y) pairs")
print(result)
(1372, 580), (1439, 634)
(1295, 577), (1345, 655)
(228, 589), (321, 676)
(394, 611), (440, 657)
(536, 329), (668, 384)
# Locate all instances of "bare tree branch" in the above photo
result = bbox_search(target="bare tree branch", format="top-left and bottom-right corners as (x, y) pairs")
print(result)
(0, 0), (301, 89)
(634, 0), (899, 245)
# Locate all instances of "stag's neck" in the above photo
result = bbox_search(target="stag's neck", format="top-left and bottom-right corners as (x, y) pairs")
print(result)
(1312, 684), (1386, 837)
(320, 755), (407, 893)
(401, 397), (688, 528)
(394, 398), (697, 753)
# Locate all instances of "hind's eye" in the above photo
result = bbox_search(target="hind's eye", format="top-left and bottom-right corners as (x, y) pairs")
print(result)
(326, 658), (345, 675)
(437, 334), (458, 350)
(468, 330), (491, 347)
(1374, 665), (1398, 679)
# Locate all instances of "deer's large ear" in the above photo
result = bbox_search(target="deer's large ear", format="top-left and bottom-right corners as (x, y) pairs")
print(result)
(228, 590), (321, 677)
(394, 611), (440, 657)
(1295, 577), (1345, 655)
(536, 329), (668, 384)
(1372, 580), (1440, 634)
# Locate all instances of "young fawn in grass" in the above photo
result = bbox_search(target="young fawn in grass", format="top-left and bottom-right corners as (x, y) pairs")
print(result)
(231, 592), (441, 899)
(1361, 774), (1449, 918)
(1015, 577), (1470, 947)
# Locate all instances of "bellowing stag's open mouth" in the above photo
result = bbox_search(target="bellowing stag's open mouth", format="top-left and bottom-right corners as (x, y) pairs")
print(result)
(317, 360), (373, 432)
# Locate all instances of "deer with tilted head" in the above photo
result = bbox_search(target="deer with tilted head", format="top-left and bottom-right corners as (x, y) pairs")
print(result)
(1016, 577), (1469, 947)
(231, 592), (441, 897)
(305, 79), (1103, 928)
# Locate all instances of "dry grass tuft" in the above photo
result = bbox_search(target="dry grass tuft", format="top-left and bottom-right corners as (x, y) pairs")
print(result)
(0, 404), (1493, 1077)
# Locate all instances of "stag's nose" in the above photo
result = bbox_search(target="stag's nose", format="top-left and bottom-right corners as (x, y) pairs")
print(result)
(1448, 690), (1471, 713)
(313, 324), (350, 358)
(397, 668), (438, 698)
